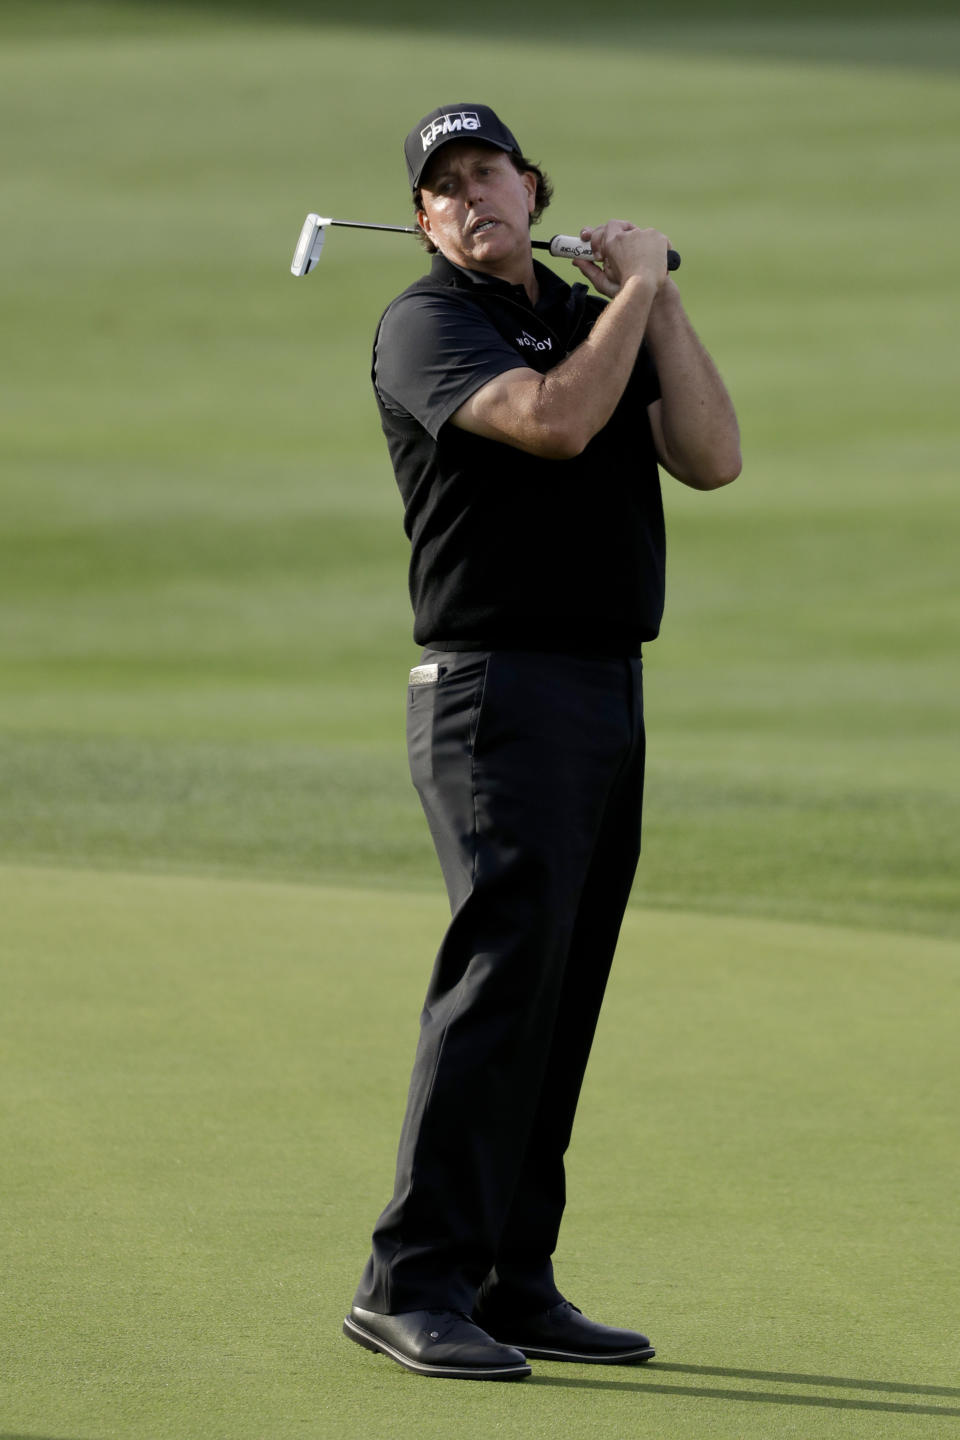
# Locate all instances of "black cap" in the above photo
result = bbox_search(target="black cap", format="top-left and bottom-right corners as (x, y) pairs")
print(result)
(405, 103), (521, 191)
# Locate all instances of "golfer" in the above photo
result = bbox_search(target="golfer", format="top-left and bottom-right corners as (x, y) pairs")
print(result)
(344, 103), (741, 1381)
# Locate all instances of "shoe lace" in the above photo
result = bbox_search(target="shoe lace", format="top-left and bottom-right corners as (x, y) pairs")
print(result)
(424, 1309), (472, 1340)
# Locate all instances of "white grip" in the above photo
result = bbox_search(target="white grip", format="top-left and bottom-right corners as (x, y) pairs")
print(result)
(547, 234), (594, 260)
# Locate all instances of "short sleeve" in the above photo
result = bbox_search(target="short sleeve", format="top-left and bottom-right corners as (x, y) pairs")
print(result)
(374, 291), (531, 440)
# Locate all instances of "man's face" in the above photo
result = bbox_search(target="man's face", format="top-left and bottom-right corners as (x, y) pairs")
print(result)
(417, 144), (537, 275)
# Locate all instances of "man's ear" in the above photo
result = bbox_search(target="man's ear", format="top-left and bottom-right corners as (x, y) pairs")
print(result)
(523, 170), (537, 214)
(417, 209), (432, 241)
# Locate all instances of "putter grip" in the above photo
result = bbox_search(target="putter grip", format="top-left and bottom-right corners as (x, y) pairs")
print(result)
(547, 234), (681, 270)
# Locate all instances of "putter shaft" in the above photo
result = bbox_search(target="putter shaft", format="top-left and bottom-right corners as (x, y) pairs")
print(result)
(292, 213), (680, 274)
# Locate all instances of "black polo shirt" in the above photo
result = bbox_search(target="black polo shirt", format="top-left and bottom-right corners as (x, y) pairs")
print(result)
(373, 252), (665, 655)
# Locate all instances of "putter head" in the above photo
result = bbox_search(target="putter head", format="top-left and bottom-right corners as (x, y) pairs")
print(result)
(291, 213), (331, 276)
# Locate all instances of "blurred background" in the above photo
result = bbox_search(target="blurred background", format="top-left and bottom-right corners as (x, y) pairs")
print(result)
(2, 0), (957, 938)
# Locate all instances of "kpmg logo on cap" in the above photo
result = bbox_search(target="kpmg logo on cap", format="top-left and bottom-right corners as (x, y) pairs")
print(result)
(421, 111), (481, 152)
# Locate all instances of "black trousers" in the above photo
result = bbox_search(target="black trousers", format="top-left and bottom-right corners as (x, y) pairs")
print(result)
(353, 648), (645, 1318)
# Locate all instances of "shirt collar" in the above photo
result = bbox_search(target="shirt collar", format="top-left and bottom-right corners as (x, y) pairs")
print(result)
(429, 251), (569, 311)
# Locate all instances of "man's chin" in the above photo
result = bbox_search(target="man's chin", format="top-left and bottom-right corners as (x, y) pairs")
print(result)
(465, 231), (517, 264)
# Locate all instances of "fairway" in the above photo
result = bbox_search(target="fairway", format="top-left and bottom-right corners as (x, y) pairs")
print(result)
(2, 5), (958, 938)
(1, 0), (958, 1436)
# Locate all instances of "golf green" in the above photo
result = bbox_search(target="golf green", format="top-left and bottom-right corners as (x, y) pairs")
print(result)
(2, 863), (958, 1438)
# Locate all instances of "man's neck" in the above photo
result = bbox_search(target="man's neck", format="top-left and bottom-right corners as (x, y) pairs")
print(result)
(439, 248), (539, 305)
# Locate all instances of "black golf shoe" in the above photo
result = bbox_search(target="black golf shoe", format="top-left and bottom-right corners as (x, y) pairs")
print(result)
(476, 1299), (655, 1364)
(343, 1306), (532, 1380)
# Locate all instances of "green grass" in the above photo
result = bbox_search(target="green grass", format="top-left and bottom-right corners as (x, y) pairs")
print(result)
(1, 4), (959, 1436)
(3, 865), (959, 1439)
(1, 11), (958, 938)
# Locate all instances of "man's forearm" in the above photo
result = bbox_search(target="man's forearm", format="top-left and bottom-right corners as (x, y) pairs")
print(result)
(451, 274), (658, 460)
(530, 275), (658, 455)
(452, 223), (677, 459)
(645, 281), (741, 489)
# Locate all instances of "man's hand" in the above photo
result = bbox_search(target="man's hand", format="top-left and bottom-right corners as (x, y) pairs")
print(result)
(572, 220), (671, 298)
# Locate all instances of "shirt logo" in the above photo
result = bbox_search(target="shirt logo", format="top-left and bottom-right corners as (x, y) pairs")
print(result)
(421, 111), (481, 151)
(515, 330), (552, 353)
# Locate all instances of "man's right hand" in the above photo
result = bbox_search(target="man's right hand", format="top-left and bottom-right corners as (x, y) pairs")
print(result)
(572, 221), (671, 298)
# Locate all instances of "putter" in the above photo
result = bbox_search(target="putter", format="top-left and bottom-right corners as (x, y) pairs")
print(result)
(290, 213), (681, 276)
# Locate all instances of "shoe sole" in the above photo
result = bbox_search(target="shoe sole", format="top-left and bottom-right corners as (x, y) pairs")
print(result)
(500, 1341), (655, 1364)
(342, 1315), (532, 1381)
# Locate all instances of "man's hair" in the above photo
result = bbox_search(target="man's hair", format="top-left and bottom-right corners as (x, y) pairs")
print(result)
(413, 151), (553, 253)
